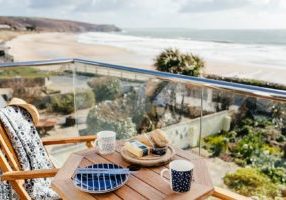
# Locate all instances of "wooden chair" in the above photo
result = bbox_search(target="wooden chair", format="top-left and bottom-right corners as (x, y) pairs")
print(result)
(0, 101), (96, 200)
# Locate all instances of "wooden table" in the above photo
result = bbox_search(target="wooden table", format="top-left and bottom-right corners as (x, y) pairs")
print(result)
(52, 142), (214, 200)
(36, 118), (57, 136)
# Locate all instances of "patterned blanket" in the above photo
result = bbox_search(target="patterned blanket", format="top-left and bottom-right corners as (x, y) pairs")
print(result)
(0, 106), (59, 200)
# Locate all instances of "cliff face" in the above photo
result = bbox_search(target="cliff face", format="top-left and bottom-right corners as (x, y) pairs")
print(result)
(0, 16), (121, 32)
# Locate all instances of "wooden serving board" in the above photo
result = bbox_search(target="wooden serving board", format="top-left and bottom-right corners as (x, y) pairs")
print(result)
(120, 145), (175, 167)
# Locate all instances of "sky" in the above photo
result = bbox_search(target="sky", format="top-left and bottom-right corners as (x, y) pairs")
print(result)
(0, 0), (286, 29)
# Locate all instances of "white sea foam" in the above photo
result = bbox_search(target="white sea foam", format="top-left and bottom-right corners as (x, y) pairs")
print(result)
(78, 32), (286, 69)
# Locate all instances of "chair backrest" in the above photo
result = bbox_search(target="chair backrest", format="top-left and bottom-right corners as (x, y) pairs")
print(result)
(8, 98), (40, 125)
(0, 123), (31, 200)
(0, 101), (41, 200)
(0, 124), (21, 171)
(0, 101), (40, 170)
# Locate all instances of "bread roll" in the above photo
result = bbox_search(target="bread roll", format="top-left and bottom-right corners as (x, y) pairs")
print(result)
(150, 129), (169, 147)
(134, 134), (154, 147)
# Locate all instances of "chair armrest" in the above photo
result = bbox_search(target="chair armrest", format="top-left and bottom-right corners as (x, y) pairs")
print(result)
(42, 135), (96, 148)
(1, 168), (59, 181)
(212, 186), (251, 200)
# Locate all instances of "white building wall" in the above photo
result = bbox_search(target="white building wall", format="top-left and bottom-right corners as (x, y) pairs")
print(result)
(162, 110), (231, 149)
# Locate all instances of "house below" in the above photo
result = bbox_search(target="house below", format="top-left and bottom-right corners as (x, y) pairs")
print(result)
(0, 24), (11, 30)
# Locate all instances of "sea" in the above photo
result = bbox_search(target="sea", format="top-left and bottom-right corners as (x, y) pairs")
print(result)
(78, 28), (286, 68)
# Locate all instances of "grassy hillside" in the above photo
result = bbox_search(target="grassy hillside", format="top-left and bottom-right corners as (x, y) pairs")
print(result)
(0, 16), (121, 32)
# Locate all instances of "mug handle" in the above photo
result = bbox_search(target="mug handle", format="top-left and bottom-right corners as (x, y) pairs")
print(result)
(94, 138), (99, 150)
(160, 169), (170, 184)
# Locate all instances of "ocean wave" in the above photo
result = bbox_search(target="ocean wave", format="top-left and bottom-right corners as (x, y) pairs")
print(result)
(210, 40), (233, 44)
(177, 37), (233, 44)
(77, 32), (286, 69)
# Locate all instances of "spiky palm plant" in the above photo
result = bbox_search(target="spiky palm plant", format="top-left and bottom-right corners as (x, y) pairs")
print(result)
(190, 54), (205, 76)
(154, 48), (204, 77)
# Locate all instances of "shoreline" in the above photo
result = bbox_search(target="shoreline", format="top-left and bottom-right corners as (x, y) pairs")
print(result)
(1, 31), (29, 63)
(5, 32), (286, 85)
(6, 32), (154, 70)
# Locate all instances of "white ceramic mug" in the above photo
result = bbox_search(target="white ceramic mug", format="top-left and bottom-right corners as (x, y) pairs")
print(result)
(160, 160), (194, 192)
(95, 131), (116, 154)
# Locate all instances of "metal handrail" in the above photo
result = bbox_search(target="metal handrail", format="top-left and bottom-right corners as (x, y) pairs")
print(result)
(0, 58), (73, 68)
(0, 58), (286, 102)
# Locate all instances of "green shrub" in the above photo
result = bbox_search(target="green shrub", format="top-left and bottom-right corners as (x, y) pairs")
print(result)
(86, 102), (136, 139)
(0, 67), (49, 78)
(49, 93), (74, 114)
(272, 103), (286, 130)
(233, 132), (264, 163)
(254, 116), (273, 128)
(250, 152), (279, 169)
(87, 77), (121, 102)
(262, 144), (282, 156)
(234, 158), (247, 167)
(249, 151), (286, 185)
(240, 118), (254, 126)
(277, 135), (286, 142)
(49, 89), (95, 114)
(205, 74), (286, 91)
(224, 168), (280, 198)
(74, 89), (95, 110)
(203, 134), (228, 157)
(203, 111), (285, 199)
(261, 167), (286, 184)
(236, 124), (253, 136)
(154, 48), (204, 77)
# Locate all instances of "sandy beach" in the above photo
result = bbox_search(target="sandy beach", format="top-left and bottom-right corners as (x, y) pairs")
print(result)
(7, 32), (154, 69)
(6, 32), (286, 85)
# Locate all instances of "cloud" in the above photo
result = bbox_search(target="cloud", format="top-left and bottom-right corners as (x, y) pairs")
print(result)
(28, 0), (74, 9)
(0, 0), (285, 29)
(27, 0), (135, 12)
(179, 0), (285, 13)
(75, 0), (132, 12)
(180, 0), (253, 13)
